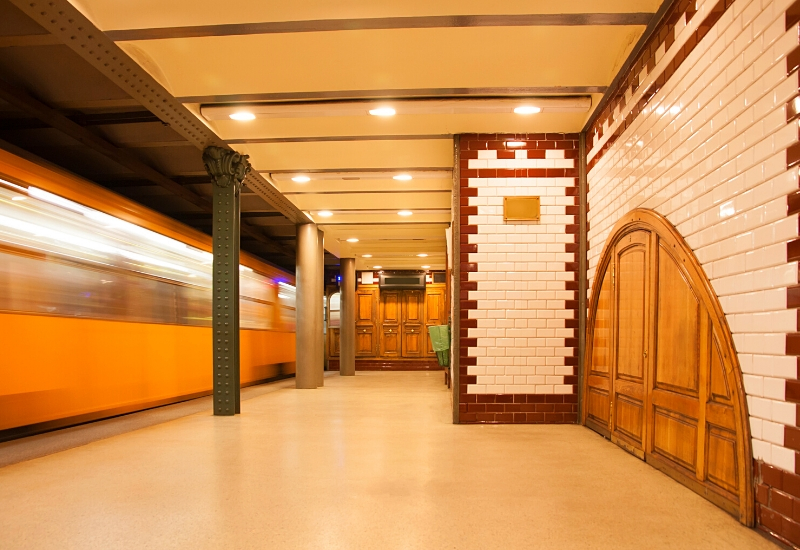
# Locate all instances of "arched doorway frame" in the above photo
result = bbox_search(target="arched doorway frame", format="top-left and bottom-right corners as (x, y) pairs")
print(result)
(583, 208), (753, 525)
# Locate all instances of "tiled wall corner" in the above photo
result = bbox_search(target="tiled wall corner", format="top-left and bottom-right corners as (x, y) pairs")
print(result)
(458, 134), (579, 424)
(587, 0), (800, 543)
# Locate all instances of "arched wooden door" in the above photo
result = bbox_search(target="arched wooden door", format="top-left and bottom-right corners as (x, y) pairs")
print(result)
(583, 209), (753, 526)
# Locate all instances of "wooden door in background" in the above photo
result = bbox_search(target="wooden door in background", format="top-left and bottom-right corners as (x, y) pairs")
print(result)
(401, 290), (425, 357)
(424, 288), (445, 356)
(380, 290), (401, 357)
(583, 210), (752, 525)
(356, 289), (376, 356)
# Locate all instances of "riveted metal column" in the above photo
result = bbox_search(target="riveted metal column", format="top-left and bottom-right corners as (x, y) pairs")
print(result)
(296, 223), (319, 388)
(340, 257), (356, 376)
(202, 146), (251, 416)
(316, 229), (325, 386)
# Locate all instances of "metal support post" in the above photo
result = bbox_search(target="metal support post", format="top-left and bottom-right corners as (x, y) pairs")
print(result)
(202, 146), (250, 416)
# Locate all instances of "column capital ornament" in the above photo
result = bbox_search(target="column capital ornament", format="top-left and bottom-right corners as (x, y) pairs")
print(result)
(202, 146), (251, 189)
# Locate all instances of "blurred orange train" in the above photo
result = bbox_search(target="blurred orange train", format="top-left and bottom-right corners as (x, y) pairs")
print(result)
(0, 148), (296, 441)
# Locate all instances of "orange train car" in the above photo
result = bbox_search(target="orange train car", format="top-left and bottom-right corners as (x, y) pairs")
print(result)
(0, 148), (296, 441)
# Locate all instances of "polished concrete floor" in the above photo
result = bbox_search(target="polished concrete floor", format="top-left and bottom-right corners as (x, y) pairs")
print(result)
(0, 372), (772, 549)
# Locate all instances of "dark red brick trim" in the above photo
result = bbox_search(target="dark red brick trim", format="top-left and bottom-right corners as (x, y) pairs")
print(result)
(588, 0), (735, 172)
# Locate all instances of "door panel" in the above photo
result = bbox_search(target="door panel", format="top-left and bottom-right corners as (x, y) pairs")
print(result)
(401, 290), (424, 358)
(381, 291), (400, 324)
(611, 230), (649, 453)
(329, 328), (340, 357)
(357, 292), (374, 323)
(582, 210), (752, 525)
(652, 408), (697, 471)
(356, 326), (374, 356)
(655, 252), (700, 394)
(706, 426), (738, 493)
(381, 327), (400, 357)
(424, 289), (445, 356)
(356, 289), (376, 357)
(586, 269), (613, 433)
(616, 246), (647, 380)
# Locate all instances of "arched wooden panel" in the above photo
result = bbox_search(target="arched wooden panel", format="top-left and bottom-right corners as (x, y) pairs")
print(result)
(583, 209), (753, 526)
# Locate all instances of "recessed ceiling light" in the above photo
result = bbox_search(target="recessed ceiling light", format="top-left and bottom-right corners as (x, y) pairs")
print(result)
(347, 238), (359, 243)
(317, 211), (333, 217)
(398, 210), (413, 216)
(421, 265), (431, 269)
(369, 107), (396, 116)
(513, 106), (541, 115)
(417, 253), (428, 257)
(292, 175), (311, 183)
(11, 196), (26, 201)
(362, 254), (373, 258)
(393, 174), (413, 181)
(373, 265), (382, 269)
(229, 111), (256, 121)
(506, 141), (526, 147)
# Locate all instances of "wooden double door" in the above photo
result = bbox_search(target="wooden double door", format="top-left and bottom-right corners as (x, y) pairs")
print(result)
(380, 289), (432, 358)
(584, 210), (752, 525)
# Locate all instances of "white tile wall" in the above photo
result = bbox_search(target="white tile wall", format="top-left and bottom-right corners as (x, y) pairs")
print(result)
(588, 0), (798, 472)
(467, 147), (577, 395)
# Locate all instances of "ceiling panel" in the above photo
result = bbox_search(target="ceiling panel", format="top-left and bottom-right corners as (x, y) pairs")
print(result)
(117, 26), (642, 99)
(237, 138), (453, 171)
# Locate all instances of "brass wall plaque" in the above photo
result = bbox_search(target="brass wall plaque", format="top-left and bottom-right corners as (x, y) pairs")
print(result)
(503, 196), (540, 221)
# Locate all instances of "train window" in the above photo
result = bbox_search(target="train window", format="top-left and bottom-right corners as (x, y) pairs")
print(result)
(0, 182), (287, 330)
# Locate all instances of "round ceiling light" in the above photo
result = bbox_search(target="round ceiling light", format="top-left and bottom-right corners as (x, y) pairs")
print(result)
(373, 265), (383, 269)
(346, 238), (359, 243)
(513, 106), (541, 115)
(393, 174), (413, 181)
(417, 253), (428, 257)
(229, 111), (256, 121)
(421, 265), (431, 269)
(292, 175), (311, 183)
(398, 210), (413, 216)
(317, 211), (333, 217)
(369, 107), (396, 116)
(362, 254), (373, 258)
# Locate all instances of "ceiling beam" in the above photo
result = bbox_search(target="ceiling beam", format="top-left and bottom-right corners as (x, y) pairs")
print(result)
(0, 77), (212, 211)
(0, 77), (295, 258)
(105, 13), (653, 41)
(7, 0), (310, 225)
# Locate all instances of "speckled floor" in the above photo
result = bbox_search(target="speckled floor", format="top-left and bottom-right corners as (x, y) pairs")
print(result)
(0, 371), (773, 549)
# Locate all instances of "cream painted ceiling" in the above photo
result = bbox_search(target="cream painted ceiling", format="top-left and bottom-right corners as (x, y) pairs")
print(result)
(66, 0), (661, 271)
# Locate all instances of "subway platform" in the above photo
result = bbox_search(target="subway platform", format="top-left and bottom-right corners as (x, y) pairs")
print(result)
(0, 372), (769, 549)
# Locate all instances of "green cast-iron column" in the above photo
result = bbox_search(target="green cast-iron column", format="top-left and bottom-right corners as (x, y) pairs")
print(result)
(202, 146), (251, 416)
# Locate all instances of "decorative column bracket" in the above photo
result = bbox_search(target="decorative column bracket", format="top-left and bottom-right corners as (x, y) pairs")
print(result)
(202, 146), (251, 416)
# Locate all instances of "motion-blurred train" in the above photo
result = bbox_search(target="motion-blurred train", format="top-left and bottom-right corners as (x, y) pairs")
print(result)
(0, 149), (296, 441)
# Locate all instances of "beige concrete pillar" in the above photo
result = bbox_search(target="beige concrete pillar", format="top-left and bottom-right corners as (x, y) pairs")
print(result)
(316, 229), (325, 387)
(340, 257), (356, 376)
(295, 223), (318, 389)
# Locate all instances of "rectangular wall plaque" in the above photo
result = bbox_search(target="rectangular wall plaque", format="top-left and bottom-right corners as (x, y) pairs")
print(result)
(503, 196), (540, 221)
